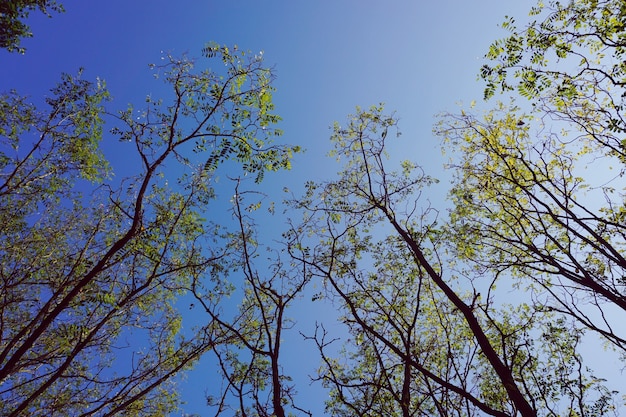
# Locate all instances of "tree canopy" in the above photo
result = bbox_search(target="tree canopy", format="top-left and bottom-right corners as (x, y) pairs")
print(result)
(2, 0), (626, 416)
(0, 0), (64, 53)
(0, 43), (298, 415)
(455, 0), (626, 354)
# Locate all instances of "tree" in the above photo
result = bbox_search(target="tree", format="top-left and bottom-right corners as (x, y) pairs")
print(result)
(288, 105), (616, 417)
(199, 2), (625, 414)
(192, 179), (312, 417)
(441, 0), (626, 355)
(0, 0), (64, 53)
(0, 43), (298, 416)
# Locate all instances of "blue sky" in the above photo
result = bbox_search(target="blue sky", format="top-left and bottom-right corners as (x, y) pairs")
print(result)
(3, 1), (531, 186)
(2, 1), (549, 415)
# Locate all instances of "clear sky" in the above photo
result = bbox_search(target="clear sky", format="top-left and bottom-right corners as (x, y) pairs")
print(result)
(2, 1), (532, 188)
(1, 1), (546, 415)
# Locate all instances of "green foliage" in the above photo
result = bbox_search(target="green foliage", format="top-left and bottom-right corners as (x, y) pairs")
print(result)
(186, 2), (626, 415)
(441, 0), (626, 355)
(292, 106), (513, 416)
(481, 0), (626, 149)
(0, 0), (64, 53)
(290, 102), (621, 416)
(0, 44), (296, 416)
(430, 0), (626, 414)
(5, 0), (626, 415)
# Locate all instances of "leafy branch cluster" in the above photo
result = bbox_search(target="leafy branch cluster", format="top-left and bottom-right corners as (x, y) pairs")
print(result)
(0, 42), (299, 416)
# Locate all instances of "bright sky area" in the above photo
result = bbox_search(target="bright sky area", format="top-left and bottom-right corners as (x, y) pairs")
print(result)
(2, 1), (587, 415)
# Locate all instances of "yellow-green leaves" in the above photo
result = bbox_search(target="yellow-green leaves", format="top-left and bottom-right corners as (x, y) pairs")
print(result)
(0, 43), (299, 416)
(437, 6), (626, 412)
